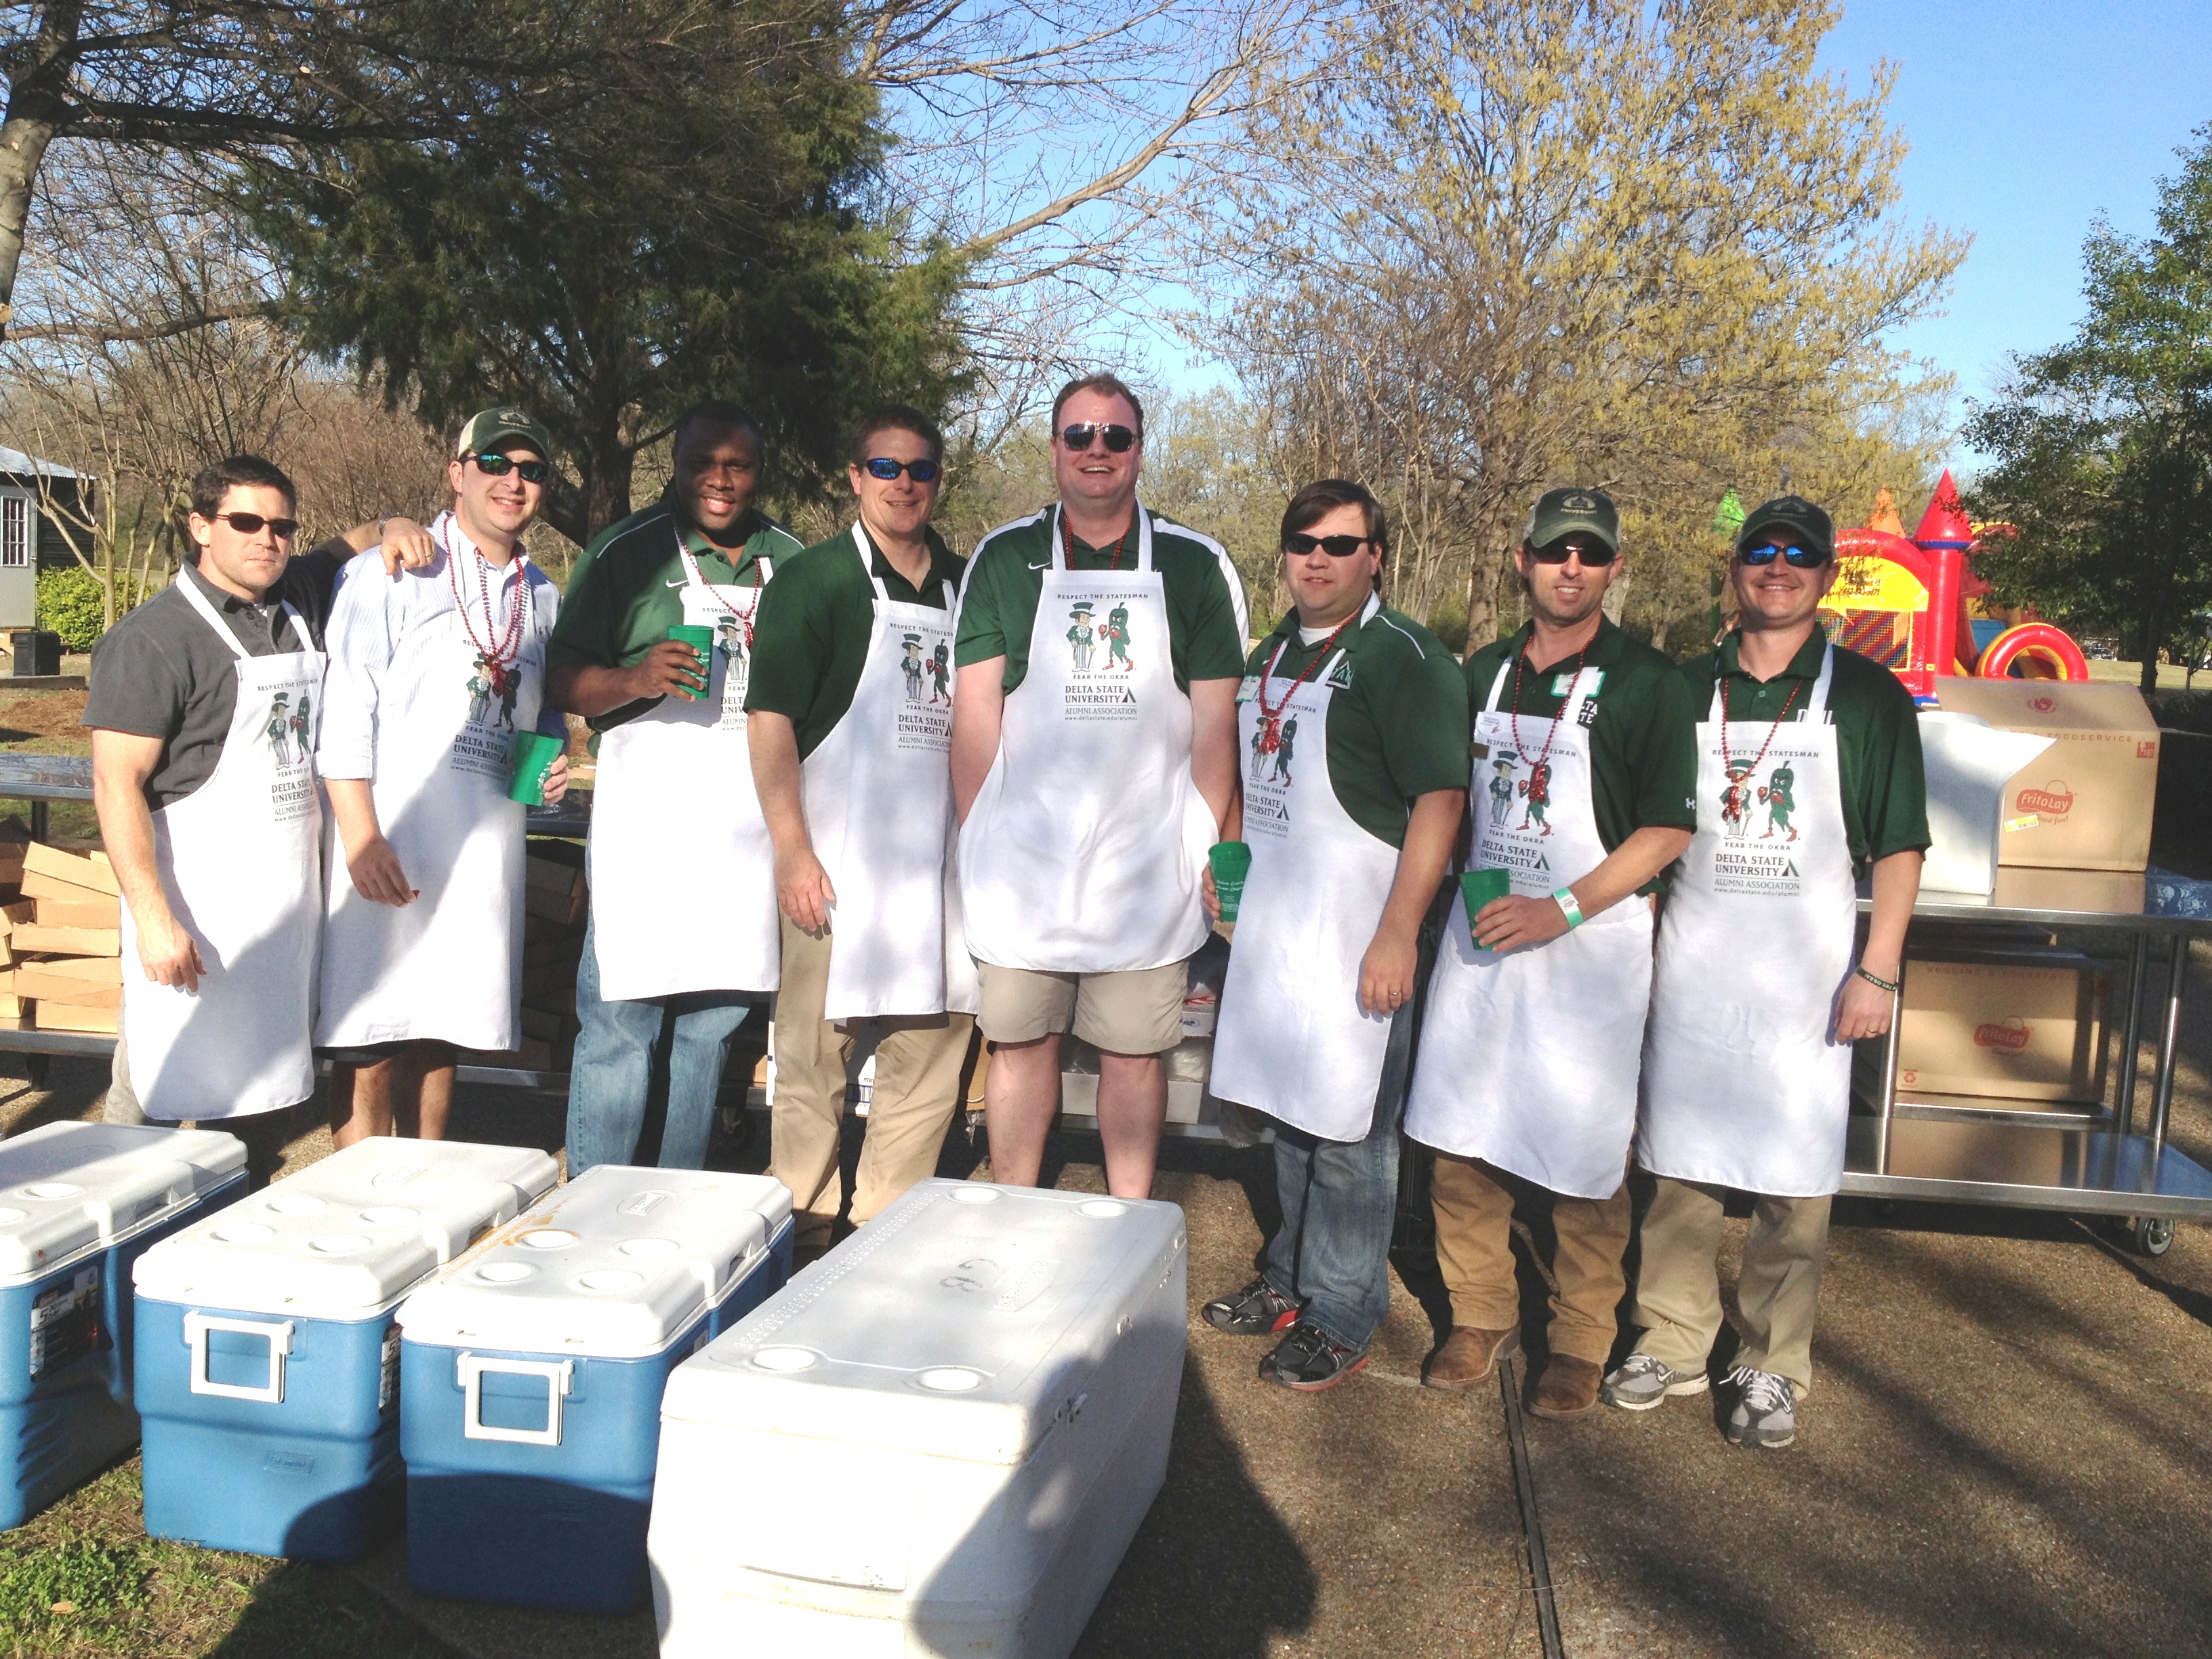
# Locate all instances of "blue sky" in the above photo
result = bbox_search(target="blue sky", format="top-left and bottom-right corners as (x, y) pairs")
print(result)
(1818, 0), (2212, 427)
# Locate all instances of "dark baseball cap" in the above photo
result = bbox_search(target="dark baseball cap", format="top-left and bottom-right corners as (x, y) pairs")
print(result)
(1736, 495), (1834, 560)
(1524, 487), (1619, 554)
(455, 407), (554, 459)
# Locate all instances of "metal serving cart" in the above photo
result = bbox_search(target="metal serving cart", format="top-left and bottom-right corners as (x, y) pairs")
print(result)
(1846, 865), (2212, 1254)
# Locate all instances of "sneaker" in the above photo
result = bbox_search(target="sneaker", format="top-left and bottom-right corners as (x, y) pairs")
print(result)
(1258, 1321), (1370, 1391)
(1202, 1277), (1301, 1336)
(1723, 1366), (1796, 1448)
(1601, 1352), (1711, 1412)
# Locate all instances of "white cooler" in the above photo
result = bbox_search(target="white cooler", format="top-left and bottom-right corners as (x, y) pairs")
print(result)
(134, 1137), (558, 1561)
(649, 1179), (1187, 1659)
(396, 1166), (794, 1614)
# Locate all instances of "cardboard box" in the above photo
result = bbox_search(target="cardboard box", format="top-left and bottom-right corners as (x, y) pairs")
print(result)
(12, 964), (119, 1007)
(1892, 959), (2108, 1101)
(35, 895), (118, 929)
(22, 841), (120, 897)
(35, 1001), (116, 1035)
(1930, 680), (2159, 871)
(19, 954), (122, 987)
(13, 925), (121, 957)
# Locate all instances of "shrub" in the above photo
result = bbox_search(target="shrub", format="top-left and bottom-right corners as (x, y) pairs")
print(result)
(35, 567), (108, 651)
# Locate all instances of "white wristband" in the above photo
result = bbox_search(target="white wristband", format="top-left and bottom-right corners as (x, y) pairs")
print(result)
(1553, 887), (1583, 929)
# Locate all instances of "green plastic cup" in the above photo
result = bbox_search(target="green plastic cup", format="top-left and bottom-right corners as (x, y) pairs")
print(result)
(1209, 841), (1253, 922)
(667, 624), (714, 700)
(1460, 867), (1512, 926)
(508, 731), (566, 806)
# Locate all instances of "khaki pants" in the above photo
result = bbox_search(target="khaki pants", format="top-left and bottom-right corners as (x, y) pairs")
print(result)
(1429, 1151), (1633, 1364)
(769, 916), (975, 1250)
(1632, 1176), (1830, 1393)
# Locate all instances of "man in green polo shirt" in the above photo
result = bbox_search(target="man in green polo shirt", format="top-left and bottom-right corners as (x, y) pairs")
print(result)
(951, 371), (1247, 1199)
(1202, 478), (1468, 1391)
(1607, 495), (1926, 1450)
(744, 403), (975, 1259)
(546, 400), (806, 1174)
(1406, 486), (1698, 1418)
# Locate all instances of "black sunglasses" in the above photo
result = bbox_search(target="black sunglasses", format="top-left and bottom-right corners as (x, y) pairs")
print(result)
(863, 457), (942, 483)
(1528, 537), (1617, 566)
(466, 452), (552, 484)
(209, 511), (299, 539)
(1283, 533), (1370, 558)
(1060, 423), (1137, 453)
(1739, 543), (1830, 568)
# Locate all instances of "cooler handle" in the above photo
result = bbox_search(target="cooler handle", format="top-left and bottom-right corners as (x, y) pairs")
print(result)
(457, 1353), (573, 1446)
(183, 1312), (295, 1404)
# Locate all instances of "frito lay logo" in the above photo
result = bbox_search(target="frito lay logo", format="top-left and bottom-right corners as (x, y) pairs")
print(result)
(2016, 782), (2074, 819)
(1975, 1018), (2032, 1051)
(2029, 695), (2057, 714)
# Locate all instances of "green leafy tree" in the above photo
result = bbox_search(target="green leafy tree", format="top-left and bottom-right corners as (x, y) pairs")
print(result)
(237, 0), (966, 544)
(1965, 127), (2212, 694)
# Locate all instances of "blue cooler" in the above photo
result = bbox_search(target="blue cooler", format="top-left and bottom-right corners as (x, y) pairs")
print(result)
(0, 1122), (246, 1530)
(396, 1166), (792, 1614)
(133, 1138), (557, 1561)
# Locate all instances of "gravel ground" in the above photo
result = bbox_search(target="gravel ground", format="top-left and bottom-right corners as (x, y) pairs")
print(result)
(4, 939), (2208, 1656)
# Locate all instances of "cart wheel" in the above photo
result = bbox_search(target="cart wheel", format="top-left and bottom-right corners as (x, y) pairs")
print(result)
(2129, 1216), (2175, 1258)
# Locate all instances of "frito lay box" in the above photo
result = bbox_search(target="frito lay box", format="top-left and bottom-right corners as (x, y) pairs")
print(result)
(1893, 958), (2108, 1102)
(1931, 680), (2158, 871)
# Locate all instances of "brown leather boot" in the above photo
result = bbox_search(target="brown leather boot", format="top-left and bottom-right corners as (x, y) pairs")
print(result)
(1422, 1325), (1521, 1389)
(1528, 1354), (1603, 1419)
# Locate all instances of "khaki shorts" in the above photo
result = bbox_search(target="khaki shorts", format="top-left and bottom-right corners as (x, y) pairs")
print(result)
(976, 961), (1189, 1054)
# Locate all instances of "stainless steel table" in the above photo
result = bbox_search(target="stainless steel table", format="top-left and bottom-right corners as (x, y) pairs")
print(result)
(1847, 865), (2212, 1250)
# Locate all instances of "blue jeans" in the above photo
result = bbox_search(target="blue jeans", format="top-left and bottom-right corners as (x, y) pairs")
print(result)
(565, 912), (756, 1175)
(1261, 999), (1416, 1351)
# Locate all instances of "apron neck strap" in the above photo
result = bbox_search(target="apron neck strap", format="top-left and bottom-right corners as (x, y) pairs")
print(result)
(1052, 504), (1152, 573)
(853, 520), (891, 604)
(176, 567), (306, 659)
(1483, 631), (1594, 716)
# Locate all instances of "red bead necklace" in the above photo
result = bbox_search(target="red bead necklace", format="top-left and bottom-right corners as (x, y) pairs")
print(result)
(441, 519), (528, 672)
(1062, 510), (1135, 571)
(1718, 674), (1807, 781)
(672, 523), (764, 647)
(1507, 638), (1591, 771)
(1254, 615), (1355, 758)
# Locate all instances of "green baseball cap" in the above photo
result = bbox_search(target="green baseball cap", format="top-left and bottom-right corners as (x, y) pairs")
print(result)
(1736, 495), (1834, 559)
(454, 406), (554, 459)
(1524, 487), (1619, 554)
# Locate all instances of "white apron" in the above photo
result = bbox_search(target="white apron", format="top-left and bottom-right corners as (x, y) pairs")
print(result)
(1404, 652), (1654, 1198)
(589, 527), (779, 999)
(316, 516), (546, 1050)
(958, 506), (1214, 971)
(1639, 644), (1856, 1197)
(800, 524), (978, 1019)
(1210, 605), (1399, 1139)
(123, 579), (324, 1120)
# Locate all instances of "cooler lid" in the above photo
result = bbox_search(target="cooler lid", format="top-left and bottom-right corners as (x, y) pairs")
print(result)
(397, 1167), (792, 1359)
(661, 1181), (1185, 1465)
(0, 1122), (246, 1285)
(132, 1137), (558, 1319)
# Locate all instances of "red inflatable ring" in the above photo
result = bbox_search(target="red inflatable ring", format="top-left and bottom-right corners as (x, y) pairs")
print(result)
(1975, 623), (2090, 681)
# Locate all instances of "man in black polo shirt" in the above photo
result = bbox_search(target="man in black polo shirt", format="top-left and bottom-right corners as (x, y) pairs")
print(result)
(1406, 487), (1697, 1418)
(745, 403), (973, 1259)
(87, 457), (421, 1166)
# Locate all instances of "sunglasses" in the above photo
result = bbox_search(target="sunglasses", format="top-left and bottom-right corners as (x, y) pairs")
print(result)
(209, 511), (299, 539)
(1060, 423), (1137, 453)
(1528, 537), (1617, 567)
(1738, 543), (1830, 568)
(863, 457), (942, 483)
(466, 452), (552, 484)
(1283, 533), (1370, 558)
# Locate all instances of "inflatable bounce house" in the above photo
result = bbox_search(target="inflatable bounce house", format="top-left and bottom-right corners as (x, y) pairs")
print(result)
(1823, 470), (2089, 697)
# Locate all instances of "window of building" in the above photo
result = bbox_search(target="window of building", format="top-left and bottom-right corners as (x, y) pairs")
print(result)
(0, 494), (27, 569)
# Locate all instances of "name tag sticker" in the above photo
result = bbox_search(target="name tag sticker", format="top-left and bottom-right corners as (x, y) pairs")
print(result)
(1236, 675), (1260, 704)
(1553, 668), (1605, 698)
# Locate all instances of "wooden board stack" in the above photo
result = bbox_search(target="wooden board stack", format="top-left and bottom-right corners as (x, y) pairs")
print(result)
(457, 840), (585, 1073)
(0, 838), (125, 1035)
